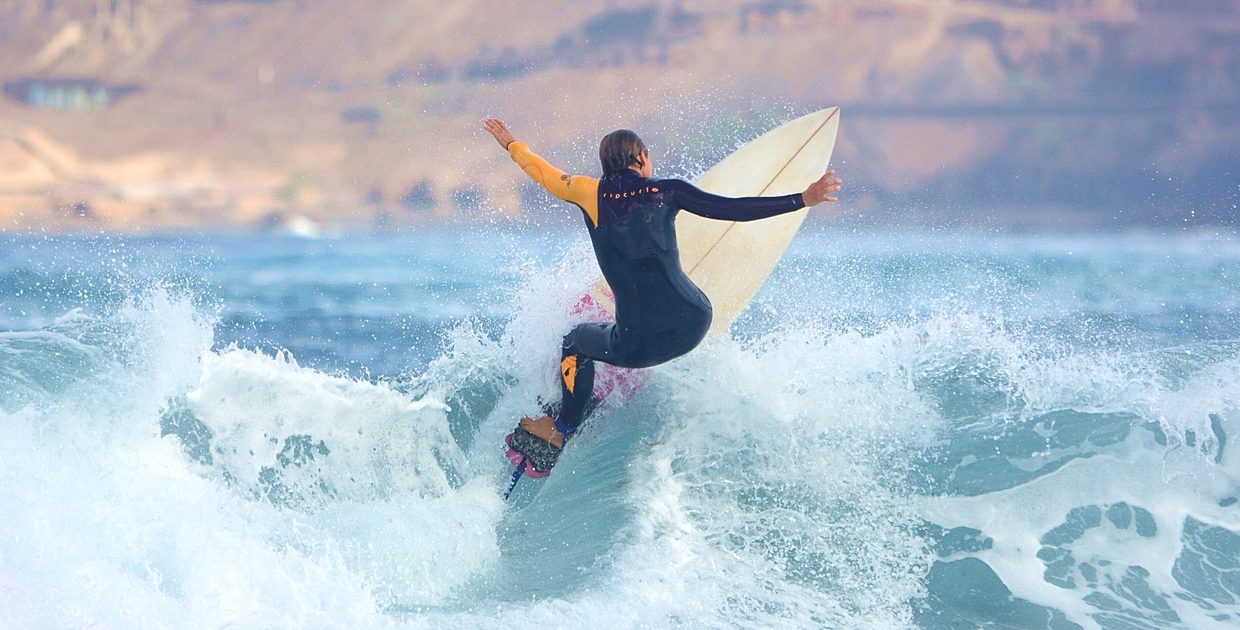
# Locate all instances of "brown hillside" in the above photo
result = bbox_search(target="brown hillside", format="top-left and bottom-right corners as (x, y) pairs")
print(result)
(1, 0), (1238, 232)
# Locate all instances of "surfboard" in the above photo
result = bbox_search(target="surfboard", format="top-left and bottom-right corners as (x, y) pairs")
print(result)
(505, 107), (841, 502)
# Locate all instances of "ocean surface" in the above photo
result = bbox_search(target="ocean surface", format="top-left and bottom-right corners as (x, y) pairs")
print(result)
(1, 227), (1238, 629)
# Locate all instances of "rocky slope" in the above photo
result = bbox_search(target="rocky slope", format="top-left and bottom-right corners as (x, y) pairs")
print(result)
(1, 0), (1237, 232)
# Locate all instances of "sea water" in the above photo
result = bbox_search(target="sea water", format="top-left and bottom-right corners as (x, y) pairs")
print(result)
(1, 228), (1237, 629)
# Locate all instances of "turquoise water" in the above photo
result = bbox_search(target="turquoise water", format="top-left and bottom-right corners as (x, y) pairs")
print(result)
(2, 228), (1238, 628)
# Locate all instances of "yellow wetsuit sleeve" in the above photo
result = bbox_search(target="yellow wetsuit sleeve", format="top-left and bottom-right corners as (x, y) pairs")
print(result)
(507, 141), (600, 227)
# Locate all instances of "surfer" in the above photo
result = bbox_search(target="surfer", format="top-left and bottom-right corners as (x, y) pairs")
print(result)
(483, 117), (842, 476)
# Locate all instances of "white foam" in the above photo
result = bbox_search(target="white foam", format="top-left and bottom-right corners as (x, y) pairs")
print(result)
(919, 433), (1240, 629)
(0, 290), (511, 625)
(0, 295), (391, 627)
(187, 346), (465, 506)
(905, 311), (1240, 628)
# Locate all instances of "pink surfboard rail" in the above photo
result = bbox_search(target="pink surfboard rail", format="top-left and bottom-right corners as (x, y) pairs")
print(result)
(569, 282), (651, 406)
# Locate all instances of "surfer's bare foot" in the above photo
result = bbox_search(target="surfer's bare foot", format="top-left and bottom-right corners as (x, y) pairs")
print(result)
(519, 415), (564, 448)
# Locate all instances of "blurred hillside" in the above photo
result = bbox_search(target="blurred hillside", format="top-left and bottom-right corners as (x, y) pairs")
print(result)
(1, 0), (1238, 232)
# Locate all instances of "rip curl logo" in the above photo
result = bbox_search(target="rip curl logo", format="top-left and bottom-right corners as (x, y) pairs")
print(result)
(603, 186), (659, 200)
(561, 355), (578, 394)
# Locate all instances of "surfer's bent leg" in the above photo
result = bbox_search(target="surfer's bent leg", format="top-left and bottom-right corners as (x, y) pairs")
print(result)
(503, 323), (611, 481)
(554, 323), (608, 437)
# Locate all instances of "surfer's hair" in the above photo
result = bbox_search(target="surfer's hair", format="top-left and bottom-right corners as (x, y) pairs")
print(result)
(599, 129), (647, 177)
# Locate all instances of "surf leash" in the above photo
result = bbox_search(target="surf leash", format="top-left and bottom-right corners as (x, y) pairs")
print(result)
(503, 457), (527, 500)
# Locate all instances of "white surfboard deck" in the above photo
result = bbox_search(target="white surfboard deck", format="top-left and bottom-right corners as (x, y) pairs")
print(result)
(591, 106), (840, 334)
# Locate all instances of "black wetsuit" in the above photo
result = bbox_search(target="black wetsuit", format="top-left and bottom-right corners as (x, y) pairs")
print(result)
(552, 170), (805, 437)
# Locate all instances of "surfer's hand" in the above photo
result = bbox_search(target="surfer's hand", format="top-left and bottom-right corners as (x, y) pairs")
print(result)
(483, 117), (517, 150)
(802, 169), (842, 206)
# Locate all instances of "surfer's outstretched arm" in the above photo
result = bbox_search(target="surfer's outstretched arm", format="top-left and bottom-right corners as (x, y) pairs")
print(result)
(667, 168), (842, 222)
(664, 179), (805, 222)
(483, 117), (600, 225)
